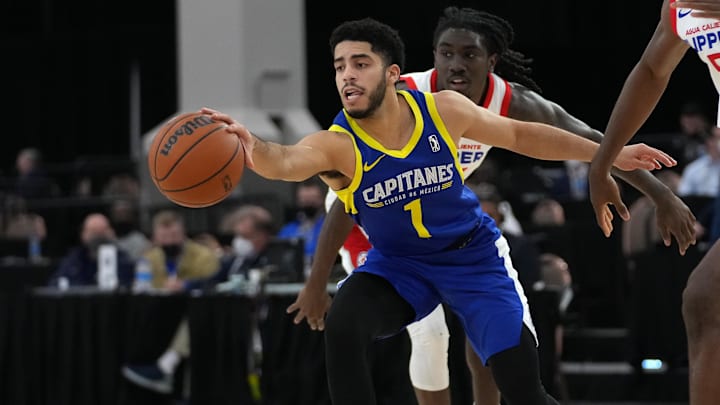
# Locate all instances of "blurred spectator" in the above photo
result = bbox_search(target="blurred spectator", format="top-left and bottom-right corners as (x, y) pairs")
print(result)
(677, 126), (720, 197)
(622, 171), (691, 257)
(122, 205), (275, 395)
(469, 181), (524, 236)
(277, 178), (326, 265)
(144, 209), (219, 291)
(2, 195), (46, 241)
(531, 198), (566, 227)
(192, 232), (225, 258)
(109, 199), (151, 261)
(48, 213), (134, 288)
(102, 173), (141, 199)
(471, 182), (540, 290)
(13, 148), (59, 199)
(191, 204), (275, 290)
(534, 253), (574, 400)
(536, 253), (574, 315)
(677, 101), (712, 169)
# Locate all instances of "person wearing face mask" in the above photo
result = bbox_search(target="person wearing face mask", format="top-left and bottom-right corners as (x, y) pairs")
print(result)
(277, 178), (326, 267)
(109, 199), (151, 261)
(187, 204), (276, 290)
(123, 205), (274, 395)
(142, 209), (219, 292)
(49, 212), (135, 288)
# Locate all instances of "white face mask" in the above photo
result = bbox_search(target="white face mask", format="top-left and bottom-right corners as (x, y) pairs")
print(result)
(232, 236), (254, 258)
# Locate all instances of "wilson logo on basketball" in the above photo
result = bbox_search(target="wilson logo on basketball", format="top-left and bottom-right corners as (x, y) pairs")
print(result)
(222, 175), (232, 192)
(160, 116), (215, 156)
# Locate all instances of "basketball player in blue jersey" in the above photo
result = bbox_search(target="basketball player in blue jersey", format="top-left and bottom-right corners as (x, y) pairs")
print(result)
(589, 1), (720, 404)
(205, 18), (674, 405)
(287, 7), (698, 405)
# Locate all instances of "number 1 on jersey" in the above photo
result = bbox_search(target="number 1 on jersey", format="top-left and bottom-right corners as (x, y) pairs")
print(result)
(403, 198), (431, 238)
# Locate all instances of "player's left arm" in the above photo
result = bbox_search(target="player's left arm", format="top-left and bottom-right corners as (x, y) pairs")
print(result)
(434, 90), (674, 171)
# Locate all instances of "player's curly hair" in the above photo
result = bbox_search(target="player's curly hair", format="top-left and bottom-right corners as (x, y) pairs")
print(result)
(433, 7), (542, 93)
(329, 18), (406, 72)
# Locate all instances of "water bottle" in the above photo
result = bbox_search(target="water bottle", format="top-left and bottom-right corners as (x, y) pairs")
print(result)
(28, 234), (42, 263)
(97, 244), (119, 290)
(133, 258), (154, 293)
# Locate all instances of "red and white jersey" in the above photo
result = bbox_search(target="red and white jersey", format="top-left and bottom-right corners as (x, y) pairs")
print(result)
(326, 68), (514, 273)
(671, 0), (720, 124)
(401, 68), (512, 174)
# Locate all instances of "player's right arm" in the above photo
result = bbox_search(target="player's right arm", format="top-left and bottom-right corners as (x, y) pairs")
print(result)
(287, 197), (355, 330)
(588, 0), (692, 243)
(201, 107), (354, 184)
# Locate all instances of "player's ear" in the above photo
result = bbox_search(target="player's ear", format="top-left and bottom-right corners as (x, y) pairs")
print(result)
(388, 64), (401, 84)
(488, 54), (499, 72)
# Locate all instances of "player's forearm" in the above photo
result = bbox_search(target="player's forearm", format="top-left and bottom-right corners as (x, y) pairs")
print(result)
(249, 137), (316, 182)
(306, 199), (355, 288)
(592, 62), (671, 173)
(610, 166), (675, 202)
(512, 122), (600, 162)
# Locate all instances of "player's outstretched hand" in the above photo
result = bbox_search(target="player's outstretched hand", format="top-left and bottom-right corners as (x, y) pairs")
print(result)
(654, 193), (698, 256)
(672, 1), (720, 19)
(588, 168), (627, 238)
(286, 284), (332, 331)
(613, 143), (676, 172)
(200, 107), (256, 169)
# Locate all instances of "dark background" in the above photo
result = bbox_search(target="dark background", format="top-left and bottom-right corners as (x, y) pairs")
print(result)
(2, 0), (717, 173)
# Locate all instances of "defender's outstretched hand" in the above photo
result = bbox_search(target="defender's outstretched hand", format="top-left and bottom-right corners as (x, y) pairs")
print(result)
(613, 143), (676, 172)
(201, 107), (256, 169)
(588, 169), (627, 239)
(654, 193), (697, 255)
(672, 1), (720, 19)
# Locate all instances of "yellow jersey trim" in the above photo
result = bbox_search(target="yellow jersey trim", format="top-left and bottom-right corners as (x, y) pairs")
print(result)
(424, 92), (465, 182)
(342, 90), (423, 158)
(328, 124), (361, 214)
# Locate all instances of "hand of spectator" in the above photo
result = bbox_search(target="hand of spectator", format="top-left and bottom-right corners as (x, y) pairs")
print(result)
(163, 276), (185, 292)
(286, 283), (332, 331)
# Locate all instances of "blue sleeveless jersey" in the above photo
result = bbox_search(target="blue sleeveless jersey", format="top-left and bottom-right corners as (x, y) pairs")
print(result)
(330, 90), (494, 256)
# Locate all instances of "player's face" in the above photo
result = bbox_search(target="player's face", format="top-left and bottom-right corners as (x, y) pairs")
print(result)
(334, 41), (389, 119)
(433, 28), (496, 104)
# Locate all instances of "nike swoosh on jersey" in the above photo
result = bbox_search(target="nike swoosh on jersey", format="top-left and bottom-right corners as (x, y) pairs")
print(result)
(363, 154), (386, 172)
(679, 9), (693, 18)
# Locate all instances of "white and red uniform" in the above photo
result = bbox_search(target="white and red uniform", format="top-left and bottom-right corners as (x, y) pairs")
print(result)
(671, 1), (720, 124)
(325, 68), (514, 271)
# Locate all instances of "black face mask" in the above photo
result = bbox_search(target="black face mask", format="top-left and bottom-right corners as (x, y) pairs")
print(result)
(161, 244), (183, 259)
(298, 205), (319, 219)
(113, 221), (135, 237)
(86, 237), (114, 258)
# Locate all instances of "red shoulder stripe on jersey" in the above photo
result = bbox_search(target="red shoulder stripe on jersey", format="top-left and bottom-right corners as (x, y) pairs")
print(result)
(500, 80), (513, 116)
(430, 69), (439, 92)
(481, 73), (495, 108)
(400, 75), (418, 90)
(670, 0), (678, 37)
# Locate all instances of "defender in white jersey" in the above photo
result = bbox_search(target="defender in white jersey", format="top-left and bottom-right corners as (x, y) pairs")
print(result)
(290, 7), (697, 405)
(589, 1), (720, 404)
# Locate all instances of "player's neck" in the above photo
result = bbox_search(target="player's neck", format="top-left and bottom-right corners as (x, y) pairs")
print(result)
(354, 92), (415, 150)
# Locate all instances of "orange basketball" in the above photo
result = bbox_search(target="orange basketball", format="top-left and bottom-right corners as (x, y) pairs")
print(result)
(148, 111), (245, 208)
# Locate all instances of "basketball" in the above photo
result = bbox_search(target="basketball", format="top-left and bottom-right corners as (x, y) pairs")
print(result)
(148, 111), (245, 208)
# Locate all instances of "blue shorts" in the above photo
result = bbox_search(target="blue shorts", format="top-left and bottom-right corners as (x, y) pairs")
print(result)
(352, 225), (536, 364)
